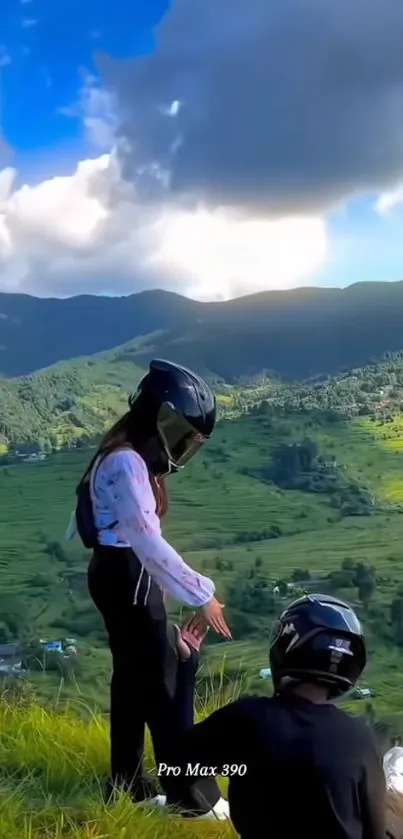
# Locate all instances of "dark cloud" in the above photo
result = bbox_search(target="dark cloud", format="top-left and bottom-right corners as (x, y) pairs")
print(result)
(100, 0), (403, 213)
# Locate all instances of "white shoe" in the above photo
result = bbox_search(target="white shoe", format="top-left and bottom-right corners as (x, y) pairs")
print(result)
(138, 794), (167, 808)
(191, 796), (230, 821)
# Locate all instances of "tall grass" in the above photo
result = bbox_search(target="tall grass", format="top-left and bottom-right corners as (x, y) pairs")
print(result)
(0, 678), (238, 839)
(0, 686), (400, 839)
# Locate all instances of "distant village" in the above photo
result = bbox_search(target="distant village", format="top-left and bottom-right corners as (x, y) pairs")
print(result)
(0, 381), (398, 464)
(9, 442), (97, 463)
(0, 638), (77, 675)
(14, 451), (47, 463)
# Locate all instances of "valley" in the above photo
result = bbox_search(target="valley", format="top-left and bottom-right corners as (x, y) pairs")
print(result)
(2, 309), (403, 839)
(3, 0), (403, 831)
(3, 394), (403, 729)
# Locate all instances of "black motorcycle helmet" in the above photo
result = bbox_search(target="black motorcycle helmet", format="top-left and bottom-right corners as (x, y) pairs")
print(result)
(269, 594), (366, 697)
(128, 359), (216, 472)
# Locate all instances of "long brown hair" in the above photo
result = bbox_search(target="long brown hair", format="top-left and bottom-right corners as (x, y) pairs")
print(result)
(95, 411), (168, 518)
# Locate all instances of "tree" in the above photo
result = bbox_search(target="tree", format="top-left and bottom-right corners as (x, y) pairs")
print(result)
(271, 440), (319, 485)
(329, 558), (356, 588)
(342, 558), (355, 572)
(291, 569), (311, 583)
(226, 571), (276, 625)
(0, 594), (31, 640)
(391, 593), (403, 645)
(43, 541), (69, 562)
(357, 574), (375, 609)
(354, 563), (376, 609)
(0, 621), (11, 643)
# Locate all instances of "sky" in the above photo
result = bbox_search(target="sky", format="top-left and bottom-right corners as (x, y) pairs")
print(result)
(1, 0), (403, 300)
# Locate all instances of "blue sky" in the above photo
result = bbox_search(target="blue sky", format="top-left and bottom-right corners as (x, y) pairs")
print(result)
(1, 0), (168, 178)
(0, 0), (402, 300)
(320, 198), (403, 287)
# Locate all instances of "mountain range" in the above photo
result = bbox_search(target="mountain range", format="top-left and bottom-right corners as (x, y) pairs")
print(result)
(2, 280), (403, 381)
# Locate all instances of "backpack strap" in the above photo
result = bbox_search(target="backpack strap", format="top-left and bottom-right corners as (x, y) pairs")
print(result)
(88, 453), (102, 503)
(76, 446), (118, 494)
(75, 450), (100, 495)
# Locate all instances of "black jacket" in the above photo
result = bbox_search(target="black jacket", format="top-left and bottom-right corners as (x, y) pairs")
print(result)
(175, 692), (386, 839)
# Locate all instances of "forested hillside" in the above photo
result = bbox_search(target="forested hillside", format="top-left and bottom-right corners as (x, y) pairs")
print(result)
(2, 281), (403, 379)
(2, 352), (403, 837)
(1, 344), (403, 453)
(3, 394), (403, 714)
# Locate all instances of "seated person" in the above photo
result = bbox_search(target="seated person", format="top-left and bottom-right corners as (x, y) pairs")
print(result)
(172, 594), (386, 839)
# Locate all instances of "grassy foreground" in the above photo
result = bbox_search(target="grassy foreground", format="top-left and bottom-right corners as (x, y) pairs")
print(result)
(0, 690), (236, 839)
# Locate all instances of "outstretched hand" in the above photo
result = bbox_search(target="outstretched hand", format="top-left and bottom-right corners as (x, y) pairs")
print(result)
(200, 596), (232, 639)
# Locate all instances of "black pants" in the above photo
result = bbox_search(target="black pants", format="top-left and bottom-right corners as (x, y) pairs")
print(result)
(87, 546), (221, 814)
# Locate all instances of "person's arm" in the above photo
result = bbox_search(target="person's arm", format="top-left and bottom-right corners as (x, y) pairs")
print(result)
(98, 450), (216, 607)
(172, 698), (253, 776)
(359, 726), (387, 839)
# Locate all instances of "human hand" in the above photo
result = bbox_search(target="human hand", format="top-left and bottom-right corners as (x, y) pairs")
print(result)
(179, 614), (209, 652)
(200, 597), (232, 639)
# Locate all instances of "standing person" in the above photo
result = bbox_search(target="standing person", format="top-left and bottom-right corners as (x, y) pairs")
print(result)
(68, 359), (231, 819)
(172, 594), (386, 839)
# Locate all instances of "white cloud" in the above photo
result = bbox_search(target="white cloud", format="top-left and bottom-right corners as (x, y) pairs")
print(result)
(3, 0), (403, 300)
(3, 3), (347, 302)
(59, 74), (118, 151)
(101, 0), (403, 215)
(7, 0), (403, 300)
(0, 60), (328, 301)
(152, 209), (327, 300)
(0, 152), (328, 299)
(375, 184), (403, 215)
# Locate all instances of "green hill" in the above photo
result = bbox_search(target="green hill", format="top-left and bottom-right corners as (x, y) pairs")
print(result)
(3, 295), (403, 834)
(2, 394), (403, 718)
(0, 347), (147, 452)
(1, 340), (403, 453)
(5, 280), (403, 379)
(0, 337), (253, 452)
(2, 366), (403, 835)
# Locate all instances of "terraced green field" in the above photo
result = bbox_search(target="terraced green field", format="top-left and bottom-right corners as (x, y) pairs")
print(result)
(0, 412), (380, 596)
(2, 409), (403, 717)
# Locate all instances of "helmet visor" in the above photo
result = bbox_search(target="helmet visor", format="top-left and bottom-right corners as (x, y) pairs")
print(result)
(157, 403), (207, 468)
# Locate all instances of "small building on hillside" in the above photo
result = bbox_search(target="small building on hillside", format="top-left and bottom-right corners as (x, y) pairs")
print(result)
(41, 641), (63, 654)
(0, 644), (22, 673)
(354, 686), (373, 699)
(39, 639), (77, 657)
